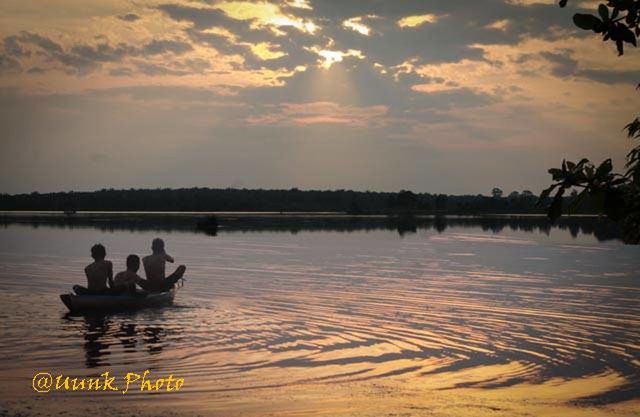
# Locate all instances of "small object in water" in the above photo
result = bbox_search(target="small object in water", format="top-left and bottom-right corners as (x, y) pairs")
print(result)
(196, 215), (218, 235)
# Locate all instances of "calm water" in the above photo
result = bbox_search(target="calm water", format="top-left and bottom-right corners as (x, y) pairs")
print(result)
(0, 216), (638, 416)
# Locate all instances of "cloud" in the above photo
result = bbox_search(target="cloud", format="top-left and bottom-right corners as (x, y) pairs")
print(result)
(577, 69), (640, 85)
(248, 42), (287, 60)
(139, 39), (193, 55)
(246, 101), (389, 127)
(3, 36), (30, 57)
(342, 16), (374, 36)
(0, 55), (22, 74)
(2, 33), (194, 75)
(10, 32), (63, 55)
(117, 13), (141, 22)
(305, 46), (364, 69)
(539, 51), (578, 77)
(485, 19), (512, 31)
(397, 14), (440, 28)
(213, 1), (319, 35)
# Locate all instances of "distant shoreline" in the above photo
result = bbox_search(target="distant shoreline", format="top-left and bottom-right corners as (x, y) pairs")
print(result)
(0, 187), (582, 215)
(0, 210), (604, 217)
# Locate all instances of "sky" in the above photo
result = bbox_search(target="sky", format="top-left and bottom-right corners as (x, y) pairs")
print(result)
(0, 0), (639, 195)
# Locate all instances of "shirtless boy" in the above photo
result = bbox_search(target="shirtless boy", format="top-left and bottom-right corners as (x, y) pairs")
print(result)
(141, 238), (186, 292)
(74, 244), (114, 295)
(113, 254), (145, 295)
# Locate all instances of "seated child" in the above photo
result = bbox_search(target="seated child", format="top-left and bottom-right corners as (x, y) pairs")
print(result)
(113, 254), (145, 295)
(74, 243), (116, 295)
(141, 238), (186, 292)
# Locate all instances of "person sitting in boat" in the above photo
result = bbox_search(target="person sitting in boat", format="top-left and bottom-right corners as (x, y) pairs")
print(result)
(73, 244), (118, 295)
(113, 254), (145, 295)
(141, 238), (186, 292)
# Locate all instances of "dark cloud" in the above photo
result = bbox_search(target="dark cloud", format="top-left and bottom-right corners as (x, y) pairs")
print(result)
(117, 13), (141, 22)
(15, 31), (63, 54)
(139, 39), (193, 55)
(578, 69), (640, 85)
(540, 51), (578, 78)
(109, 67), (134, 77)
(26, 66), (45, 75)
(3, 36), (30, 57)
(69, 43), (130, 63)
(2, 33), (194, 75)
(0, 55), (22, 74)
(536, 51), (638, 85)
(157, 3), (241, 30)
(173, 57), (212, 73)
(132, 61), (190, 76)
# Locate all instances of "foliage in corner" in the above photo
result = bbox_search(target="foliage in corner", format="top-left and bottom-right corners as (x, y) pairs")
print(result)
(561, 0), (639, 55)
(539, 1), (639, 243)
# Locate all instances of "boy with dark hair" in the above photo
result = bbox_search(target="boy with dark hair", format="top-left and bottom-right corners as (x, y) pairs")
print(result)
(142, 238), (186, 292)
(73, 243), (115, 295)
(113, 254), (144, 295)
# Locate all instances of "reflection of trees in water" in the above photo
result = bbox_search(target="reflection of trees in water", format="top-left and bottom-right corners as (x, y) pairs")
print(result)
(4, 214), (622, 241)
(63, 313), (169, 368)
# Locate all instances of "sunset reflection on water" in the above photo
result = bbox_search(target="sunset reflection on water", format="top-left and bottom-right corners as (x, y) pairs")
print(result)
(0, 219), (638, 417)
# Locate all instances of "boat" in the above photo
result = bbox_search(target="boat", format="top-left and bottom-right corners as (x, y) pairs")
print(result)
(60, 288), (177, 313)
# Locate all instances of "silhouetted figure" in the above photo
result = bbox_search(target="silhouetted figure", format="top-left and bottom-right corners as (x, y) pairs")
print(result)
(113, 254), (146, 295)
(141, 238), (186, 292)
(73, 244), (118, 295)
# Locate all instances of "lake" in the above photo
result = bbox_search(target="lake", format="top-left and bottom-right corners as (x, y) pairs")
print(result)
(0, 215), (638, 417)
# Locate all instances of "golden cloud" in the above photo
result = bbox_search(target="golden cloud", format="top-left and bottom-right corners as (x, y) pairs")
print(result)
(342, 16), (374, 36)
(305, 46), (365, 69)
(397, 14), (439, 28)
(214, 1), (318, 35)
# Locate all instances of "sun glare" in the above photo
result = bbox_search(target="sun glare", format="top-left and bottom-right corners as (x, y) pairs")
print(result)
(306, 47), (365, 69)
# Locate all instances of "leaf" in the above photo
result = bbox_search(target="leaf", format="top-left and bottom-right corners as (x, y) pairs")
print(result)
(626, 9), (637, 26)
(568, 188), (589, 214)
(620, 24), (638, 46)
(537, 184), (558, 206)
(612, 7), (620, 20)
(598, 4), (610, 21)
(548, 168), (565, 180)
(625, 117), (640, 139)
(596, 158), (613, 177)
(573, 13), (603, 30)
(616, 38), (624, 55)
(575, 158), (590, 169)
(548, 188), (565, 222)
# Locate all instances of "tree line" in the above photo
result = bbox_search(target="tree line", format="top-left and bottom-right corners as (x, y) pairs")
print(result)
(0, 187), (599, 214)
